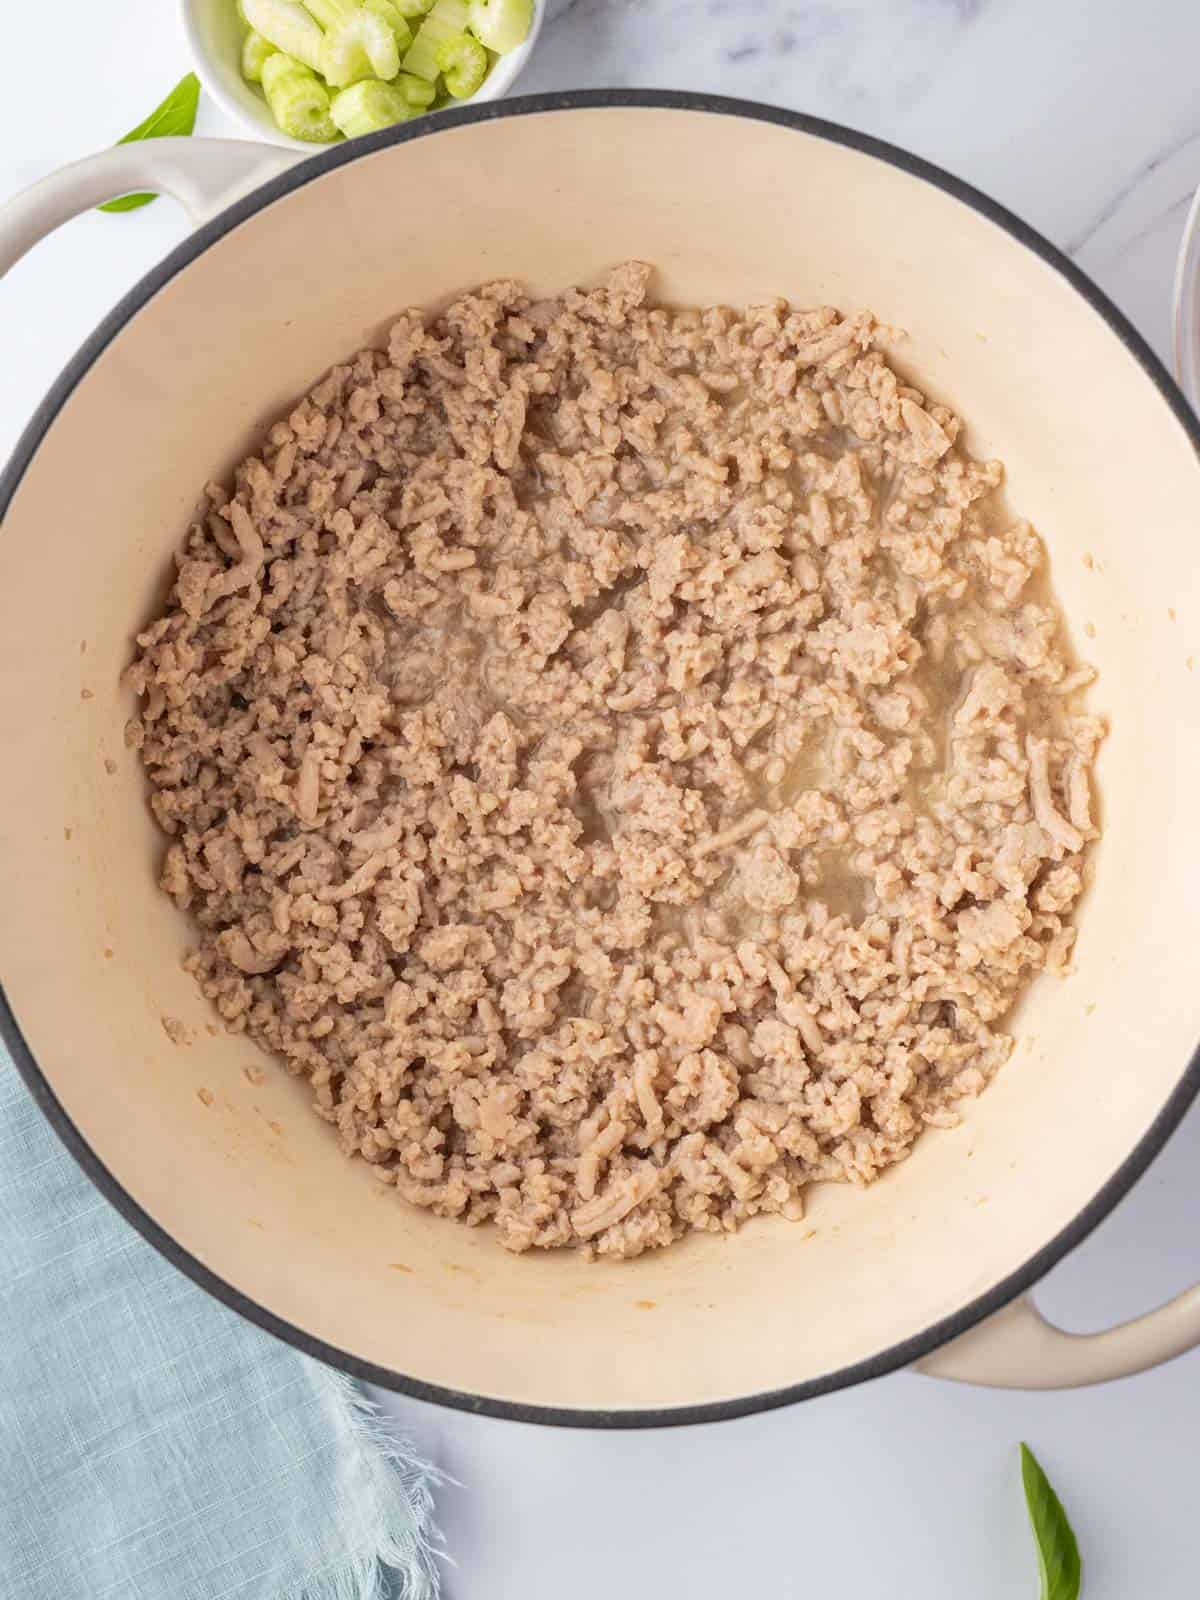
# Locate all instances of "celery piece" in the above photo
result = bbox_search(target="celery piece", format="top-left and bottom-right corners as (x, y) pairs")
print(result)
(261, 52), (339, 140)
(241, 28), (279, 82)
(363, 0), (413, 52)
(435, 30), (487, 96)
(303, 0), (413, 52)
(467, 0), (531, 53)
(397, 71), (436, 107)
(319, 9), (401, 87)
(243, 0), (325, 71)
(401, 0), (470, 80)
(330, 79), (415, 137)
(391, 0), (435, 14)
(300, 0), (360, 27)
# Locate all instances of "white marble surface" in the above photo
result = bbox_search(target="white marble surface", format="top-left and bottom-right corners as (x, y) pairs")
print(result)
(5, 2), (1200, 1596)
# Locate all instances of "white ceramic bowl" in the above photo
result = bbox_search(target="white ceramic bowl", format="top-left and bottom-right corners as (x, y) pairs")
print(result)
(1173, 184), (1200, 411)
(182, 0), (545, 151)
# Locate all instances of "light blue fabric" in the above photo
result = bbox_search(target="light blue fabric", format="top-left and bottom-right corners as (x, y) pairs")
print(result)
(0, 1049), (442, 1600)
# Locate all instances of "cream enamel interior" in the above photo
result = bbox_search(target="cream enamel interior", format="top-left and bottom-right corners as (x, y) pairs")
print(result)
(2, 105), (1199, 1416)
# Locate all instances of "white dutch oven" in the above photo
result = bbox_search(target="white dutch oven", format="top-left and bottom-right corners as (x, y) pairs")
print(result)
(2, 95), (1199, 1426)
(1174, 183), (1200, 411)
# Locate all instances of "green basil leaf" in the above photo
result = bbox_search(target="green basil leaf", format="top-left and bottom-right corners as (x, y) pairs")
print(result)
(98, 72), (201, 214)
(1021, 1443), (1082, 1600)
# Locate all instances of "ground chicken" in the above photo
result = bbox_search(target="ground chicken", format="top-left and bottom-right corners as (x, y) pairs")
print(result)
(125, 264), (1102, 1259)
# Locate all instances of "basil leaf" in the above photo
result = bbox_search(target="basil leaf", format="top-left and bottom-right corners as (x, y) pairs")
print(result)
(99, 72), (201, 214)
(1021, 1443), (1082, 1600)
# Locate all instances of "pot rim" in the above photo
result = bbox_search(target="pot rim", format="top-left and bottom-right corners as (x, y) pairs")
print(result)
(4, 89), (1200, 1430)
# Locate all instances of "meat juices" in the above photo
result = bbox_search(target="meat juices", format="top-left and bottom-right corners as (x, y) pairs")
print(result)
(126, 263), (1102, 1258)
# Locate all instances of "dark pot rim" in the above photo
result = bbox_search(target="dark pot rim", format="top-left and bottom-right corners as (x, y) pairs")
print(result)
(4, 89), (1199, 1429)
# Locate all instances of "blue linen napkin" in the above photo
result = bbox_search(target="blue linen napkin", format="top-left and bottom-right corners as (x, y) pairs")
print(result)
(0, 1048), (442, 1600)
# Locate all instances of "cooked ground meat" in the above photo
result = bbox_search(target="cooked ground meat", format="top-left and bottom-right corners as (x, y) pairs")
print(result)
(126, 263), (1102, 1259)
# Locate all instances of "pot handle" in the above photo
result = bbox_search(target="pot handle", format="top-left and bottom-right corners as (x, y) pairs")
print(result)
(0, 137), (304, 276)
(918, 1284), (1200, 1388)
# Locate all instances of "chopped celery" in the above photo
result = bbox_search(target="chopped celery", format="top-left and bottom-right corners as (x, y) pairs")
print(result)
(401, 0), (470, 81)
(241, 28), (278, 83)
(242, 0), (325, 72)
(397, 71), (436, 107)
(299, 0), (356, 26)
(467, 0), (531, 53)
(319, 8), (401, 86)
(330, 79), (414, 136)
(391, 0), (434, 13)
(301, 0), (411, 51)
(363, 0), (413, 53)
(435, 30), (486, 96)
(261, 52), (339, 140)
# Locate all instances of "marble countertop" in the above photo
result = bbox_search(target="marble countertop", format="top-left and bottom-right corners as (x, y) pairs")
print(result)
(4, 2), (1200, 1596)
